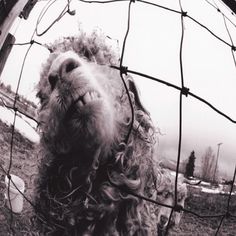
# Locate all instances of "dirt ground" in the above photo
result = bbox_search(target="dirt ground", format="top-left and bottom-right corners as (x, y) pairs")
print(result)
(0, 119), (236, 236)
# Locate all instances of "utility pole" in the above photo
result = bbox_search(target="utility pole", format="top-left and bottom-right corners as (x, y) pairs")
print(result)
(213, 142), (223, 185)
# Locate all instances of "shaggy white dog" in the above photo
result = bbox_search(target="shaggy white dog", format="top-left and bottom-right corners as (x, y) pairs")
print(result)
(35, 31), (186, 236)
(155, 173), (187, 235)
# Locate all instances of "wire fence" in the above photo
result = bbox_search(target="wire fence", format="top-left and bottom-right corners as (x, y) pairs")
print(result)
(0, 0), (236, 235)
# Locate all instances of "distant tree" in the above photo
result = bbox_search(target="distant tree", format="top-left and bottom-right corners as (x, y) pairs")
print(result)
(185, 151), (196, 179)
(201, 146), (218, 182)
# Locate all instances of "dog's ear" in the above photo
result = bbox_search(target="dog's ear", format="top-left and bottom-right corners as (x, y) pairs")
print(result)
(127, 76), (150, 115)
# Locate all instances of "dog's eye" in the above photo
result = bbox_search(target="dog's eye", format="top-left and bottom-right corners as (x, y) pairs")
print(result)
(177, 195), (183, 202)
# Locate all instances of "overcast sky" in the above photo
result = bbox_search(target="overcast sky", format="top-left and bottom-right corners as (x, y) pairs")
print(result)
(1, 0), (236, 177)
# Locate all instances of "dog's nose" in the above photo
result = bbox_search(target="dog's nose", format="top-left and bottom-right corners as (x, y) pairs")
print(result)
(48, 58), (80, 90)
(59, 58), (80, 78)
(159, 215), (169, 226)
(48, 73), (59, 90)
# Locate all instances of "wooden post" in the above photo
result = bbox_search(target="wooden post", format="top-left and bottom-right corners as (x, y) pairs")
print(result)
(0, 1), (18, 26)
(221, 0), (236, 14)
(0, 0), (29, 50)
(0, 33), (15, 78)
(20, 0), (38, 20)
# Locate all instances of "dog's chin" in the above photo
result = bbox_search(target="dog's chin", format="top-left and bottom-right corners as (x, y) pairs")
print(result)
(64, 98), (116, 150)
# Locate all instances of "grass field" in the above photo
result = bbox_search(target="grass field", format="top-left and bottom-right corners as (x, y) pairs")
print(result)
(169, 186), (236, 236)
(0, 119), (235, 236)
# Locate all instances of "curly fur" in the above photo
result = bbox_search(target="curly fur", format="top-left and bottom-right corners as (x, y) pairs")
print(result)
(35, 30), (158, 235)
(35, 30), (185, 235)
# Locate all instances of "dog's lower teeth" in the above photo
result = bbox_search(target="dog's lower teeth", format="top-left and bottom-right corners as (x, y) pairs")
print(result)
(91, 91), (98, 99)
(78, 100), (83, 107)
(90, 91), (94, 99)
(83, 92), (91, 104)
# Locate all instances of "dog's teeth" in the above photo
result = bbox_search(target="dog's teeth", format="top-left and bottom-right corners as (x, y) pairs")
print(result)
(90, 91), (94, 100)
(93, 91), (99, 99)
(83, 92), (91, 104)
(77, 91), (100, 106)
(78, 100), (83, 107)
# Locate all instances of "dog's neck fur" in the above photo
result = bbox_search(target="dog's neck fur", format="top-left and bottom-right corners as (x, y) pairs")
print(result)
(37, 144), (146, 235)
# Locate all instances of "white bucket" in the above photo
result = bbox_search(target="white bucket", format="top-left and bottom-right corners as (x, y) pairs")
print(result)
(5, 174), (25, 213)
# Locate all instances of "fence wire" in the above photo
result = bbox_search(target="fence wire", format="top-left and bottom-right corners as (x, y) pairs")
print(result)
(0, 0), (236, 235)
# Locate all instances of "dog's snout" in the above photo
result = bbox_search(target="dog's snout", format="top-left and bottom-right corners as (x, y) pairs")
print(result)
(60, 58), (80, 78)
(48, 57), (80, 90)
(160, 215), (169, 226)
